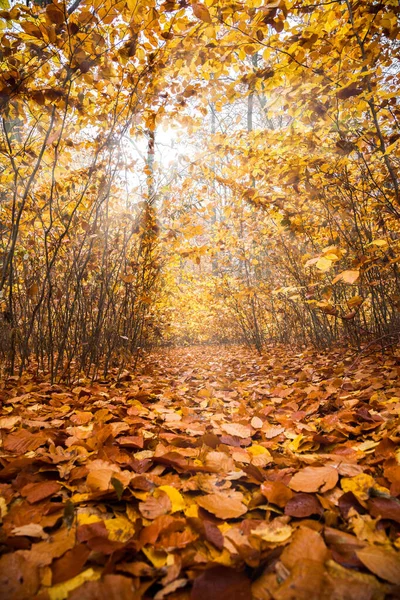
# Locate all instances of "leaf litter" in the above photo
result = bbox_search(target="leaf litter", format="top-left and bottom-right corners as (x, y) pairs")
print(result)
(0, 344), (400, 599)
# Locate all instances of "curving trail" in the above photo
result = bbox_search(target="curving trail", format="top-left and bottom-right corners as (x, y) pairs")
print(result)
(0, 345), (399, 599)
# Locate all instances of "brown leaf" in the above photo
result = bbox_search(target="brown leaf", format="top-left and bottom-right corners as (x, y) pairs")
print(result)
(192, 3), (212, 24)
(140, 515), (185, 546)
(3, 429), (48, 453)
(274, 559), (324, 600)
(323, 560), (385, 599)
(262, 424), (285, 438)
(196, 492), (247, 519)
(191, 566), (252, 600)
(338, 492), (365, 518)
(86, 469), (114, 492)
(51, 544), (90, 584)
(284, 493), (323, 517)
(157, 528), (198, 551)
(117, 435), (144, 449)
(77, 521), (108, 543)
(20, 481), (61, 504)
(337, 83), (363, 100)
(0, 553), (40, 600)
(139, 491), (172, 519)
(261, 480), (293, 507)
(289, 466), (338, 493)
(20, 526), (76, 567)
(68, 574), (138, 600)
(46, 4), (65, 25)
(368, 497), (400, 524)
(155, 578), (188, 599)
(71, 411), (93, 425)
(280, 527), (328, 569)
(356, 545), (400, 585)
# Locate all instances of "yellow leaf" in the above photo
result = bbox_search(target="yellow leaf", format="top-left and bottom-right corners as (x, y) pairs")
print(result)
(315, 256), (332, 272)
(367, 239), (388, 247)
(156, 485), (185, 513)
(288, 434), (315, 453)
(206, 546), (233, 566)
(184, 503), (199, 518)
(341, 474), (390, 502)
(142, 546), (168, 568)
(251, 520), (293, 543)
(347, 295), (364, 308)
(48, 568), (101, 600)
(105, 516), (135, 542)
(76, 513), (102, 526)
(0, 497), (8, 521)
(248, 444), (271, 457)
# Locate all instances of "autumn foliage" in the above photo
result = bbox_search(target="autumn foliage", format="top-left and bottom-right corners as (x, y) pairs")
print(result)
(1, 346), (400, 599)
(1, 0), (400, 598)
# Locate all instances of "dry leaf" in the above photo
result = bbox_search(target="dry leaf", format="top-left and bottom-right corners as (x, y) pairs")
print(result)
(356, 545), (400, 585)
(289, 466), (338, 493)
(196, 492), (247, 519)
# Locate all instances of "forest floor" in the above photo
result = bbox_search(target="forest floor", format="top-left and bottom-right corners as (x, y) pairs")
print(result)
(0, 344), (400, 599)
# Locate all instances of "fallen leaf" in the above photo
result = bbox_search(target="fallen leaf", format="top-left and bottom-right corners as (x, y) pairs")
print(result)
(67, 574), (137, 600)
(251, 519), (293, 543)
(11, 523), (48, 539)
(196, 492), (247, 519)
(289, 466), (338, 493)
(284, 493), (323, 517)
(0, 416), (21, 430)
(274, 559), (324, 600)
(221, 423), (252, 439)
(251, 416), (263, 429)
(356, 545), (400, 585)
(48, 567), (101, 600)
(191, 566), (252, 600)
(280, 526), (328, 568)
(341, 474), (390, 502)
(20, 481), (61, 504)
(157, 485), (185, 513)
(261, 481), (293, 507)
(139, 491), (172, 519)
(0, 553), (40, 599)
(4, 429), (48, 453)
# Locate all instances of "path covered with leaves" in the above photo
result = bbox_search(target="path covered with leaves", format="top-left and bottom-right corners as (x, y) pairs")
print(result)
(0, 345), (400, 599)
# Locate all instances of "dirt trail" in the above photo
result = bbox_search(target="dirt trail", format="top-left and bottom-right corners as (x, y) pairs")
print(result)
(0, 345), (400, 599)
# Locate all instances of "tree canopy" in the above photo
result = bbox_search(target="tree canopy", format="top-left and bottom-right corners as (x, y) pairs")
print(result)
(0, 0), (399, 375)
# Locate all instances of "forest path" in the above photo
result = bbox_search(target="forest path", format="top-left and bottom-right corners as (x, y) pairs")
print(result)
(0, 345), (400, 598)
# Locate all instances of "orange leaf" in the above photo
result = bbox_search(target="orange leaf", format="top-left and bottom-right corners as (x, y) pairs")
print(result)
(280, 527), (328, 569)
(196, 492), (247, 519)
(289, 466), (338, 493)
(356, 546), (400, 585)
(261, 481), (293, 507)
